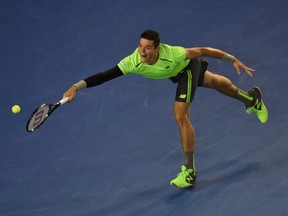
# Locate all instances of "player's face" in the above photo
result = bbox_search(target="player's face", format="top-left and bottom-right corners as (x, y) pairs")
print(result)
(138, 38), (159, 64)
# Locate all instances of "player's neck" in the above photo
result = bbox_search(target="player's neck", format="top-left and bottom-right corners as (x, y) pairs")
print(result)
(147, 52), (159, 65)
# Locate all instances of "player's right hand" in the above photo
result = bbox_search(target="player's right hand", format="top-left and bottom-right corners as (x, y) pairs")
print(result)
(63, 85), (78, 102)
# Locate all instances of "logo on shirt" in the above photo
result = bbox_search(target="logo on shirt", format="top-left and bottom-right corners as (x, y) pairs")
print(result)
(119, 61), (126, 66)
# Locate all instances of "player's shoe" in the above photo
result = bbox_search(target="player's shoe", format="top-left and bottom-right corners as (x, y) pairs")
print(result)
(246, 86), (268, 123)
(170, 165), (196, 188)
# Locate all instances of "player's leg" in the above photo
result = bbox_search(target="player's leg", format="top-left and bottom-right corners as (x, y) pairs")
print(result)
(169, 60), (200, 188)
(202, 70), (268, 123)
(171, 100), (197, 188)
(173, 101), (195, 160)
(202, 70), (253, 105)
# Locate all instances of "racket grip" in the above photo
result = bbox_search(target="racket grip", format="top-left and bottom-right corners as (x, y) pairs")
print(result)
(59, 97), (69, 105)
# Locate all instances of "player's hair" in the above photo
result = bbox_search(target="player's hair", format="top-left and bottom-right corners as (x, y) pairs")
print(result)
(140, 30), (160, 48)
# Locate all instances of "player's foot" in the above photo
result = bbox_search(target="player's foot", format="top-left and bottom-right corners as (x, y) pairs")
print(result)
(246, 86), (268, 123)
(170, 165), (196, 188)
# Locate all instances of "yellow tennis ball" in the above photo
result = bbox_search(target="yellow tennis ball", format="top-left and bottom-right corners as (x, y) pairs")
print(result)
(12, 105), (21, 114)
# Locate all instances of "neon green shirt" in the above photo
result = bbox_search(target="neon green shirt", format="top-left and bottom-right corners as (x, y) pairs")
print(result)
(117, 43), (190, 79)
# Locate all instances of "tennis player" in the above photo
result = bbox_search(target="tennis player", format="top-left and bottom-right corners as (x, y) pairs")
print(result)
(63, 30), (268, 188)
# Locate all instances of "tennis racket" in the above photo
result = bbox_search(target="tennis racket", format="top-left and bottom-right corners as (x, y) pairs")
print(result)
(26, 97), (69, 132)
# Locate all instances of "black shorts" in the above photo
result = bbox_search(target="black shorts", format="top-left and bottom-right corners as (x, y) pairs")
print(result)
(169, 58), (208, 103)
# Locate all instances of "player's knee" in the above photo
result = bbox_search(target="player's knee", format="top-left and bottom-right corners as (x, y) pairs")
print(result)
(174, 102), (191, 126)
(174, 112), (189, 127)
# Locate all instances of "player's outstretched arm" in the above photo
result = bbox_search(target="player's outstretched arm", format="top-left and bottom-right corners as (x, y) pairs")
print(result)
(63, 66), (124, 102)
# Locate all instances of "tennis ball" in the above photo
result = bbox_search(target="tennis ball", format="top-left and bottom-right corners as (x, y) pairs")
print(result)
(12, 105), (21, 114)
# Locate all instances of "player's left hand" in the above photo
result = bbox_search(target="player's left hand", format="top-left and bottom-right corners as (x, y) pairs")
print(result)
(233, 59), (255, 77)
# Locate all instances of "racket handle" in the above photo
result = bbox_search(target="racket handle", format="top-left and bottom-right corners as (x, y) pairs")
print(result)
(59, 97), (69, 105)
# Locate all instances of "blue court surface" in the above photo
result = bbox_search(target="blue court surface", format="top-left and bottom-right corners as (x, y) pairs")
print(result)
(1, 0), (288, 215)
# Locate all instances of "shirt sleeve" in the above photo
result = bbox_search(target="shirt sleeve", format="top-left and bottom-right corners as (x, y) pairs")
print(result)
(171, 46), (187, 62)
(117, 48), (140, 74)
(117, 55), (134, 75)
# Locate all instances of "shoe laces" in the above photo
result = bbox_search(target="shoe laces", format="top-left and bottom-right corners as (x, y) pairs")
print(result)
(178, 166), (194, 179)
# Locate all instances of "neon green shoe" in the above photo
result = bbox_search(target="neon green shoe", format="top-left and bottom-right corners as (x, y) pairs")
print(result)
(246, 87), (268, 123)
(170, 165), (196, 188)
